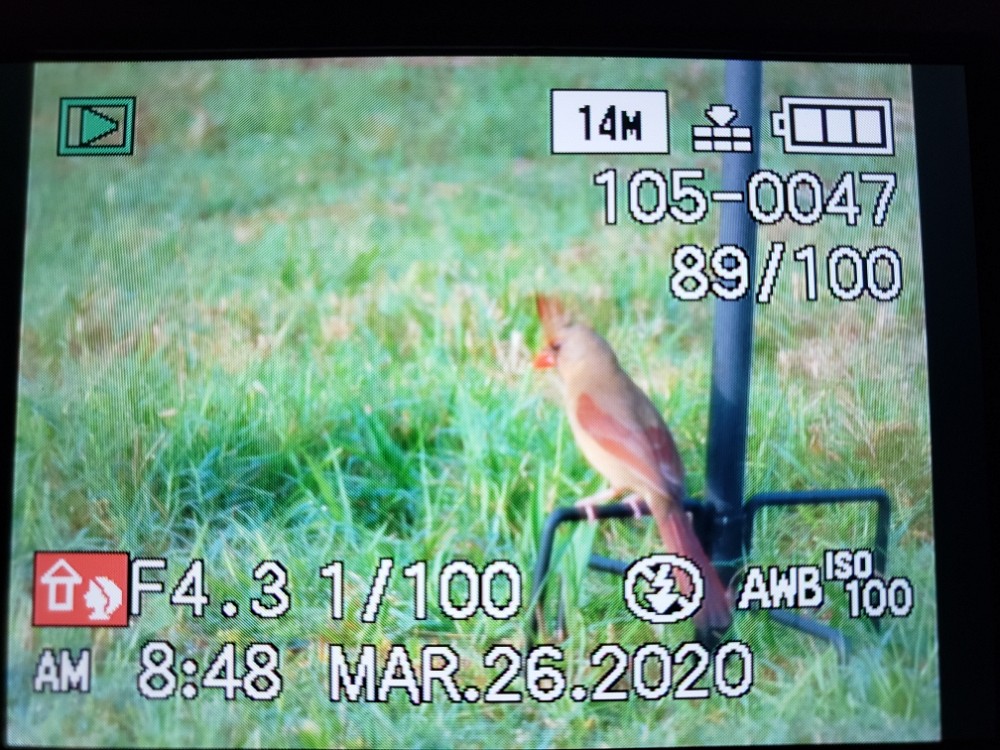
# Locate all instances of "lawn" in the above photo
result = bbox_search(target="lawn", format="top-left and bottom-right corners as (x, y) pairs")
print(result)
(7, 57), (938, 746)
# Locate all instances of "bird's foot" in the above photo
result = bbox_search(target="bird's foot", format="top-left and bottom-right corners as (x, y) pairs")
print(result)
(574, 498), (601, 522)
(574, 487), (623, 522)
(622, 494), (647, 518)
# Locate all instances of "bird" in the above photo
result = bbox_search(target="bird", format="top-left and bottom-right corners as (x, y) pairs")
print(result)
(532, 293), (731, 644)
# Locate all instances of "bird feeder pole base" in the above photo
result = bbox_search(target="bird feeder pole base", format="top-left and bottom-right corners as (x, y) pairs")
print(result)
(527, 486), (890, 663)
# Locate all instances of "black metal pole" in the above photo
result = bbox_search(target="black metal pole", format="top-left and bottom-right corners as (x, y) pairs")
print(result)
(705, 60), (763, 587)
(528, 61), (887, 659)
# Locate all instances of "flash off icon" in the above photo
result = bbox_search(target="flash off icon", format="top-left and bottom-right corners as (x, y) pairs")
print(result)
(57, 97), (136, 156)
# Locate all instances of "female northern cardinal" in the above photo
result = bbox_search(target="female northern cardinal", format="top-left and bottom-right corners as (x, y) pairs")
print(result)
(533, 294), (731, 643)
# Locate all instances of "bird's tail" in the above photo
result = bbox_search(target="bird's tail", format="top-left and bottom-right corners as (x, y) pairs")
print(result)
(649, 499), (732, 646)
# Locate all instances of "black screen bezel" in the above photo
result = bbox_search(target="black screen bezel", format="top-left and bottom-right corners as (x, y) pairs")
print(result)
(0, 6), (995, 745)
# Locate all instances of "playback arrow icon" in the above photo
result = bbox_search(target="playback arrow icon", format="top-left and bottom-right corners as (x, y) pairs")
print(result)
(57, 97), (136, 156)
(705, 104), (738, 127)
(80, 108), (119, 145)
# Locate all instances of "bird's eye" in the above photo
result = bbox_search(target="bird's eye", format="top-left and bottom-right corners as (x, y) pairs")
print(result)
(551, 341), (562, 352)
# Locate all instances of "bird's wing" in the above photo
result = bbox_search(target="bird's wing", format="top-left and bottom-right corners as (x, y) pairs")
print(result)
(575, 389), (684, 501)
(634, 392), (686, 500)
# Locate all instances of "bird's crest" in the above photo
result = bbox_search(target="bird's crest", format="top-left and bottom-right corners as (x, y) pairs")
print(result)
(535, 294), (571, 345)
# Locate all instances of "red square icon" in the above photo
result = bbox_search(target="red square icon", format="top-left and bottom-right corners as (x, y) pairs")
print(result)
(33, 552), (130, 627)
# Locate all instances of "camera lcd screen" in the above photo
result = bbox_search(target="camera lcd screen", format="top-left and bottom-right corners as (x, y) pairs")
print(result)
(5, 56), (961, 747)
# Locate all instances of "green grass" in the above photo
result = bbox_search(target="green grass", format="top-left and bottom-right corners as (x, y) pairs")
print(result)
(7, 57), (938, 747)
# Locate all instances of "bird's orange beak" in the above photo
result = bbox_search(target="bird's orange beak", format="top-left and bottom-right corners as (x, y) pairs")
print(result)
(533, 347), (556, 370)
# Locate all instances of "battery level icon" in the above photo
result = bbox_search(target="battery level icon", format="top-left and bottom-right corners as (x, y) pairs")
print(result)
(771, 96), (894, 155)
